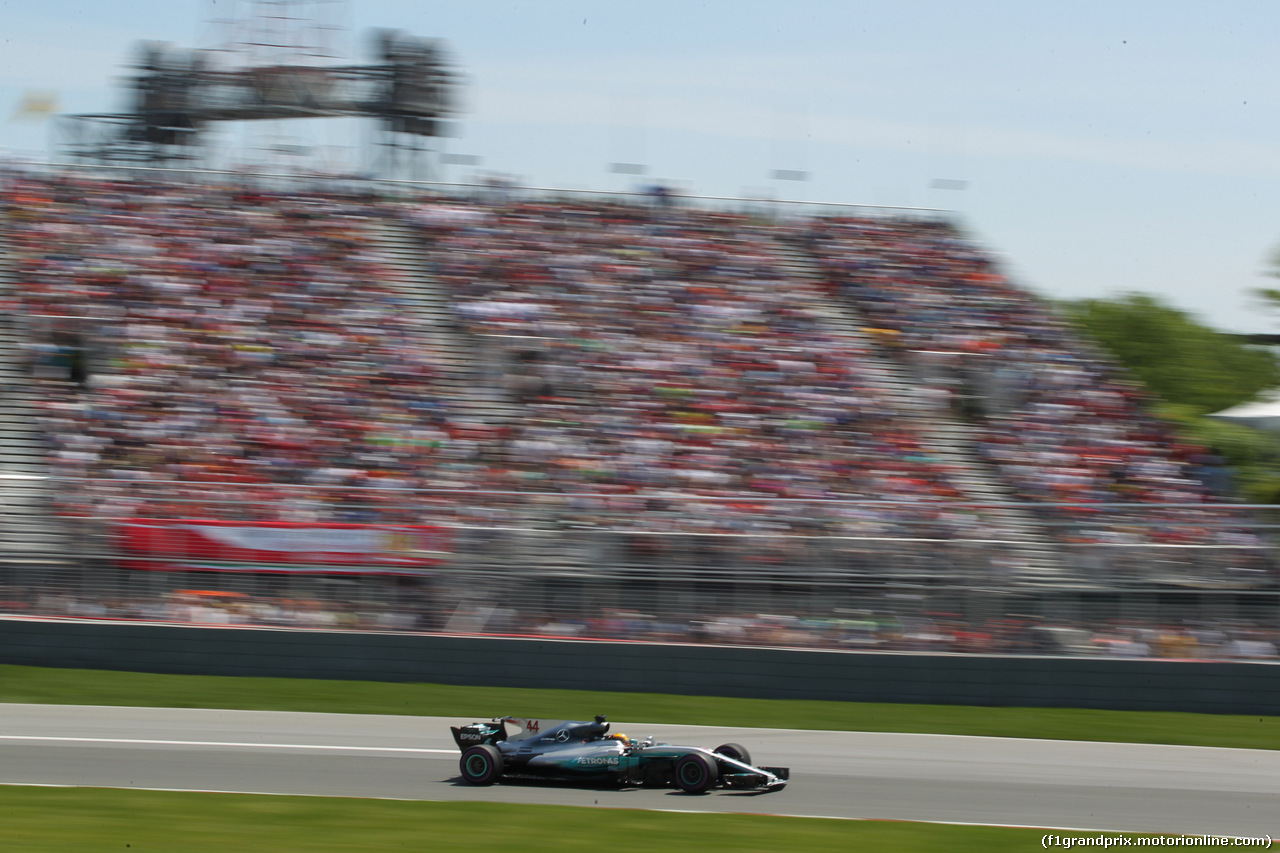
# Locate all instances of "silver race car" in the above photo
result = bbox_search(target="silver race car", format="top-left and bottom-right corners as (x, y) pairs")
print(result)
(451, 714), (788, 793)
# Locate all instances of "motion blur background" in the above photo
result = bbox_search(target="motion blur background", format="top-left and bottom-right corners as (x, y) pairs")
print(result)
(4, 1), (1280, 662)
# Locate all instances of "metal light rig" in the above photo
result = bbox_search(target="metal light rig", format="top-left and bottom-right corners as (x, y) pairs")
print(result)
(55, 17), (460, 178)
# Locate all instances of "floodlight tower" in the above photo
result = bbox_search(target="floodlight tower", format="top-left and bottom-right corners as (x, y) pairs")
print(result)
(369, 27), (458, 181)
(56, 40), (207, 167)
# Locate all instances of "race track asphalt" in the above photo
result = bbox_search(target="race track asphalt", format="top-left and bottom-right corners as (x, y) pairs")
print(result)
(1, 704), (1277, 837)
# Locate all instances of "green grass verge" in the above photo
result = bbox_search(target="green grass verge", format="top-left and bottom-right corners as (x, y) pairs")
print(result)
(0, 787), (1198, 853)
(3, 664), (1278, 750)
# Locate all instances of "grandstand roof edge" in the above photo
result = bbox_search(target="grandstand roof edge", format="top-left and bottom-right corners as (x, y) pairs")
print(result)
(12, 160), (955, 216)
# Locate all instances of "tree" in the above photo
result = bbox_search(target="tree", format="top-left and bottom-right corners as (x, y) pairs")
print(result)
(1062, 293), (1280, 502)
(1253, 287), (1280, 310)
(1061, 293), (1279, 415)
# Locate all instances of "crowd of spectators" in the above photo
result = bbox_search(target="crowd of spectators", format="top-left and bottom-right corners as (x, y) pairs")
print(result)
(2, 173), (1271, 595)
(10, 177), (985, 549)
(7, 174), (476, 526)
(407, 198), (985, 540)
(807, 217), (1268, 579)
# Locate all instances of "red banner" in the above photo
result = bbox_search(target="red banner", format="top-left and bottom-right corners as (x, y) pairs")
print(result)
(117, 519), (449, 575)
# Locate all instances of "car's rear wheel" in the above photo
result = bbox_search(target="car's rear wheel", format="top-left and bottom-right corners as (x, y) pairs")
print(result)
(460, 744), (503, 785)
(713, 742), (752, 767)
(674, 752), (719, 794)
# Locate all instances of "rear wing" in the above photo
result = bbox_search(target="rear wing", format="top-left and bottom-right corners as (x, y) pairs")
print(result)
(450, 719), (508, 750)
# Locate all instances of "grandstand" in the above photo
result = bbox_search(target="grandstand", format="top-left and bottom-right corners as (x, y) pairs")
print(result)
(0, 163), (1276, 658)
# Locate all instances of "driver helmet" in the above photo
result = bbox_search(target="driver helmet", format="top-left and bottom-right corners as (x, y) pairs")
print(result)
(608, 733), (630, 744)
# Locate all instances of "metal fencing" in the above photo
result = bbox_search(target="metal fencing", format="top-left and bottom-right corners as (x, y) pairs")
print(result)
(3, 475), (1279, 657)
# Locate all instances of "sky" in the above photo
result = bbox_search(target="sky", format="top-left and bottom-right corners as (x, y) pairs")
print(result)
(4, 0), (1280, 333)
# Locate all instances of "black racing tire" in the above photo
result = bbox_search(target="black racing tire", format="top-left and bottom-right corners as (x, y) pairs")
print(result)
(674, 751), (719, 794)
(460, 744), (504, 786)
(713, 742), (752, 767)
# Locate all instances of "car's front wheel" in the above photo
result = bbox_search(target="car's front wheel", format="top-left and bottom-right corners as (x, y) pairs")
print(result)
(713, 742), (752, 767)
(460, 744), (504, 785)
(674, 752), (719, 794)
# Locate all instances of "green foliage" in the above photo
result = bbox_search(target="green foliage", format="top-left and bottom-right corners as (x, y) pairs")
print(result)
(1253, 286), (1280, 307)
(1154, 402), (1279, 466)
(1152, 401), (1280, 504)
(1061, 293), (1279, 414)
(1062, 294), (1280, 501)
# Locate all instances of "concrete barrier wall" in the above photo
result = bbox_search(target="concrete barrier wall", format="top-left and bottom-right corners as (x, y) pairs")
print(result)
(3, 618), (1278, 714)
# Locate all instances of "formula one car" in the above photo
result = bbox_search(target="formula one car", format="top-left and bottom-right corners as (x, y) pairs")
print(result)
(450, 715), (788, 793)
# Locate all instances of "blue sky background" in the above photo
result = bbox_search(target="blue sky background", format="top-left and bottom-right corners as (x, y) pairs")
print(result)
(5, 1), (1280, 334)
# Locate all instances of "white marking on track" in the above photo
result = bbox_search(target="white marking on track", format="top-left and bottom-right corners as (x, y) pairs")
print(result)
(0, 736), (453, 755)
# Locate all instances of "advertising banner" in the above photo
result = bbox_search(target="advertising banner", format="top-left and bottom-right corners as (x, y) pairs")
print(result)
(117, 519), (449, 575)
